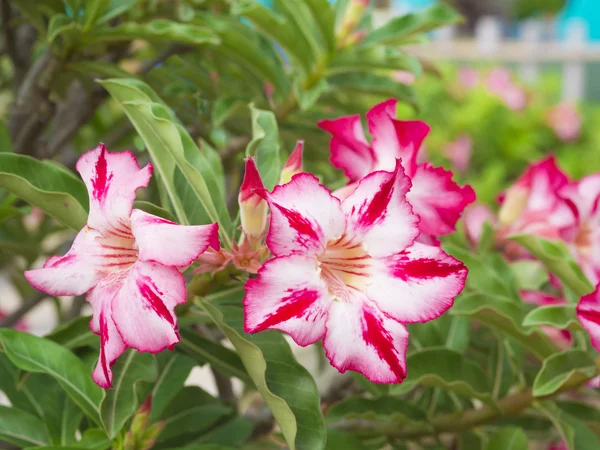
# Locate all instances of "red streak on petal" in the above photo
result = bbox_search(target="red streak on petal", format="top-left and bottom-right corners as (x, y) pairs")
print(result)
(253, 288), (319, 332)
(273, 203), (321, 246)
(92, 144), (113, 202)
(388, 256), (464, 281)
(284, 141), (304, 172)
(357, 172), (395, 227)
(136, 277), (175, 327)
(99, 312), (111, 387)
(579, 308), (600, 324)
(362, 307), (405, 380)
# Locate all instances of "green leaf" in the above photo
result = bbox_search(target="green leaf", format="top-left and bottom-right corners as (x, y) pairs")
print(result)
(157, 386), (234, 447)
(324, 430), (367, 450)
(46, 315), (98, 350)
(556, 412), (600, 450)
(326, 396), (427, 426)
(188, 416), (253, 448)
(390, 347), (497, 409)
(0, 121), (13, 152)
(74, 428), (111, 449)
(81, 0), (109, 31)
(0, 206), (25, 224)
(329, 47), (421, 76)
(0, 354), (46, 418)
(522, 304), (582, 331)
(273, 0), (323, 59)
(100, 350), (158, 439)
(150, 352), (197, 421)
(510, 234), (594, 297)
(534, 400), (575, 450)
(179, 329), (250, 384)
(88, 20), (220, 45)
(133, 200), (176, 222)
(328, 73), (417, 108)
(445, 316), (470, 353)
(246, 105), (282, 190)
(459, 430), (487, 450)
(0, 406), (51, 447)
(304, 0), (335, 53)
(47, 13), (78, 43)
(533, 349), (596, 397)
(200, 297), (326, 450)
(100, 78), (232, 243)
(295, 79), (329, 111)
(0, 153), (88, 230)
(450, 293), (556, 360)
(510, 260), (549, 291)
(362, 4), (462, 47)
(485, 427), (528, 450)
(0, 329), (103, 423)
(96, 0), (136, 25)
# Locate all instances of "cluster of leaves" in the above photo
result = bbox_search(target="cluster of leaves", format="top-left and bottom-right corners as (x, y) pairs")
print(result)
(1, 1), (600, 450)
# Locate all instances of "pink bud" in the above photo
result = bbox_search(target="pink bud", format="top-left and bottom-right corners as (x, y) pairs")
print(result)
(392, 70), (416, 85)
(280, 141), (304, 185)
(443, 135), (472, 173)
(239, 158), (268, 241)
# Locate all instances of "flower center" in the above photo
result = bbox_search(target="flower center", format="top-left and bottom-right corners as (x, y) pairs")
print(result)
(96, 223), (139, 273)
(575, 221), (592, 257)
(318, 237), (371, 300)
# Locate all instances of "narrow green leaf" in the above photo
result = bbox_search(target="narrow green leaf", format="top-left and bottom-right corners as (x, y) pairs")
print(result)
(246, 105), (282, 190)
(100, 350), (158, 439)
(0, 406), (51, 447)
(0, 153), (88, 230)
(179, 329), (250, 384)
(150, 352), (196, 421)
(82, 0), (109, 31)
(324, 430), (367, 450)
(46, 315), (98, 350)
(187, 416), (253, 448)
(88, 20), (220, 45)
(485, 427), (528, 450)
(390, 347), (497, 409)
(48, 13), (77, 43)
(96, 0), (136, 25)
(361, 4), (463, 47)
(201, 297), (326, 450)
(73, 428), (111, 450)
(0, 354), (45, 418)
(533, 349), (596, 397)
(329, 47), (421, 76)
(522, 305), (582, 331)
(556, 412), (600, 450)
(304, 0), (335, 53)
(510, 234), (594, 297)
(535, 400), (575, 450)
(450, 293), (556, 360)
(273, 0), (323, 59)
(0, 329), (103, 423)
(326, 396), (427, 426)
(328, 73), (417, 108)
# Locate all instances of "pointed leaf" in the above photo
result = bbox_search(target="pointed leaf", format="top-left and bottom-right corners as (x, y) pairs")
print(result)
(0, 406), (51, 447)
(326, 396), (427, 426)
(246, 105), (282, 190)
(535, 400), (575, 450)
(522, 305), (582, 331)
(533, 350), (596, 397)
(46, 315), (98, 350)
(485, 427), (528, 450)
(88, 20), (219, 45)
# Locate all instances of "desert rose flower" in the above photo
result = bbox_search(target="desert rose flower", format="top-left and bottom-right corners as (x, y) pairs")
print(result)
(577, 284), (600, 351)
(486, 68), (527, 111)
(558, 173), (600, 284)
(547, 102), (581, 143)
(25, 144), (219, 388)
(244, 162), (467, 383)
(463, 203), (496, 246)
(443, 134), (472, 173)
(458, 67), (480, 89)
(279, 141), (304, 185)
(318, 98), (475, 238)
(239, 157), (269, 244)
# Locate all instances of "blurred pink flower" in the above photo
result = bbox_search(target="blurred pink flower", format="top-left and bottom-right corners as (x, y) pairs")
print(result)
(393, 70), (416, 85)
(458, 67), (480, 89)
(0, 309), (27, 331)
(486, 68), (527, 111)
(443, 135), (472, 173)
(547, 102), (582, 143)
(463, 203), (496, 246)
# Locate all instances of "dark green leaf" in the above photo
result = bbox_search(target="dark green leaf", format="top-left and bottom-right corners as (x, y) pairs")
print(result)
(510, 260), (549, 291)
(0, 406), (51, 447)
(533, 350), (596, 397)
(246, 105), (282, 190)
(522, 305), (582, 331)
(446, 316), (470, 353)
(324, 430), (367, 450)
(485, 427), (528, 450)
(558, 412), (600, 450)
(535, 400), (575, 450)
(96, 0), (136, 25)
(201, 297), (326, 450)
(46, 315), (98, 350)
(88, 20), (219, 45)
(0, 154), (88, 230)
(0, 329), (103, 423)
(150, 352), (197, 421)
(326, 396), (427, 426)
(100, 350), (158, 439)
(304, 0), (335, 53)
(133, 200), (176, 222)
(81, 0), (109, 31)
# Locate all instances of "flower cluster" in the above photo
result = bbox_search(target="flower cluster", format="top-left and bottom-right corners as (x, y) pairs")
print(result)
(26, 99), (475, 387)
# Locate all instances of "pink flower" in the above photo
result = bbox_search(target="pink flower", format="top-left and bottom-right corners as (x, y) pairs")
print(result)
(318, 99), (475, 237)
(486, 68), (527, 111)
(24, 144), (219, 388)
(443, 134), (472, 173)
(463, 203), (496, 246)
(558, 173), (600, 284)
(392, 70), (416, 86)
(243, 164), (467, 383)
(498, 156), (574, 244)
(280, 141), (304, 185)
(577, 284), (600, 351)
(547, 102), (582, 143)
(458, 67), (480, 89)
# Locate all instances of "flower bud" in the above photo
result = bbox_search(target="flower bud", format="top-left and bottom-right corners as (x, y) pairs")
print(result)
(279, 141), (304, 185)
(498, 186), (529, 225)
(338, 0), (370, 44)
(239, 157), (268, 241)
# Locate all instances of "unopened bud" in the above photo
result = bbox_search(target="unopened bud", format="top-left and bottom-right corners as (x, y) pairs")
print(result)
(338, 0), (370, 43)
(131, 397), (152, 437)
(239, 157), (268, 241)
(498, 187), (529, 225)
(279, 141), (304, 185)
(140, 421), (165, 450)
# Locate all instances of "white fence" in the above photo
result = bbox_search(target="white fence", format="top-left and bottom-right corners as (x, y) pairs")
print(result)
(374, 9), (600, 101)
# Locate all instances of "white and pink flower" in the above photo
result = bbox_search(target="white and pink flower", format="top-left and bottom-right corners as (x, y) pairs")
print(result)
(577, 284), (600, 352)
(486, 68), (527, 111)
(243, 163), (467, 383)
(443, 134), (472, 173)
(318, 99), (475, 238)
(547, 102), (582, 143)
(25, 144), (219, 388)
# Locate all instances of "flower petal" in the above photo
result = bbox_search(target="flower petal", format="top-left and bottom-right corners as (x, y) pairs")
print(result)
(577, 284), (600, 352)
(111, 261), (186, 353)
(367, 242), (467, 323)
(367, 99), (430, 176)
(323, 298), (408, 384)
(130, 209), (219, 267)
(24, 227), (100, 296)
(88, 281), (126, 389)
(463, 204), (496, 246)
(318, 115), (374, 182)
(341, 161), (419, 258)
(262, 173), (345, 257)
(76, 144), (152, 235)
(512, 156), (570, 213)
(407, 163), (476, 236)
(244, 255), (331, 346)
(560, 173), (600, 224)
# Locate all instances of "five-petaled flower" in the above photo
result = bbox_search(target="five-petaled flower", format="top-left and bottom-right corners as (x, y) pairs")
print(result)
(243, 162), (467, 383)
(319, 98), (475, 238)
(25, 144), (219, 388)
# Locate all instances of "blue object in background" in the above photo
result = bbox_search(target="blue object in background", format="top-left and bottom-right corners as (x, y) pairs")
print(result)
(558, 0), (600, 41)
